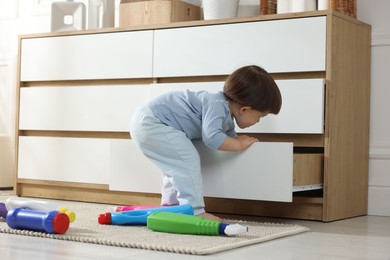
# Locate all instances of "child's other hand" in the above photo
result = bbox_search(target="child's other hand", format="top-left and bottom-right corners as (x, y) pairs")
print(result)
(237, 135), (258, 150)
(197, 212), (222, 222)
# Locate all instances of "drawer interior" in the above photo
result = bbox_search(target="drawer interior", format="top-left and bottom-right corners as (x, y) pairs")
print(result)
(293, 153), (324, 191)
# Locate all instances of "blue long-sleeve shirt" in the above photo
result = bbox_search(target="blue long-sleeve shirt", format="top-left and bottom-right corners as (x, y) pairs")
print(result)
(149, 90), (237, 150)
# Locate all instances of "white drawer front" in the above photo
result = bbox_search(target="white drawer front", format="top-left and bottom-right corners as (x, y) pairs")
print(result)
(19, 85), (150, 132)
(109, 140), (293, 202)
(18, 136), (109, 184)
(110, 140), (163, 194)
(20, 31), (153, 81)
(153, 16), (326, 77)
(19, 79), (323, 134)
(238, 79), (325, 134)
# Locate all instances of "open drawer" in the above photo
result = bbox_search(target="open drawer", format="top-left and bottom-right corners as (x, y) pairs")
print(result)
(109, 140), (324, 203)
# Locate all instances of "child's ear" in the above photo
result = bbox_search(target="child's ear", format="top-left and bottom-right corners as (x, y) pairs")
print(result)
(239, 106), (252, 114)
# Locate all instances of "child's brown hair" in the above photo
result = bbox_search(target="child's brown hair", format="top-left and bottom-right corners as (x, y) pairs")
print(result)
(223, 65), (282, 114)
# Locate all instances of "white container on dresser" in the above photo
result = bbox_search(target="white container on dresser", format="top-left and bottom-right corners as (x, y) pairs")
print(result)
(15, 11), (371, 222)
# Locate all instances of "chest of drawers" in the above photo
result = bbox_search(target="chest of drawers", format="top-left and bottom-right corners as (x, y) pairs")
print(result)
(15, 11), (371, 221)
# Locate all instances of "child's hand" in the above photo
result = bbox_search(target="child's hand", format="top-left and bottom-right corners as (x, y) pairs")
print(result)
(237, 135), (259, 150)
(218, 135), (259, 151)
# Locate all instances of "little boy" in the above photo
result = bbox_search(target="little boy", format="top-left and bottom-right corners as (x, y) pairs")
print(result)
(130, 65), (282, 221)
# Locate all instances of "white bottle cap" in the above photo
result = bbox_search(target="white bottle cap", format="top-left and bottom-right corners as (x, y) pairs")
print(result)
(224, 224), (248, 236)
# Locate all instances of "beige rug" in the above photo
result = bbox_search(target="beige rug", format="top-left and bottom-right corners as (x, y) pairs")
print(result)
(0, 193), (309, 255)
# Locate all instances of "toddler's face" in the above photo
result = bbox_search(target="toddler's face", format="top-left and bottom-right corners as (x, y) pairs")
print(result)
(235, 108), (268, 129)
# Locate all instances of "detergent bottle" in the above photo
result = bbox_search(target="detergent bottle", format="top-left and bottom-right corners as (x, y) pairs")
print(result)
(147, 211), (248, 236)
(98, 204), (194, 225)
(5, 197), (76, 223)
(6, 207), (70, 234)
(0, 202), (7, 218)
(108, 205), (161, 212)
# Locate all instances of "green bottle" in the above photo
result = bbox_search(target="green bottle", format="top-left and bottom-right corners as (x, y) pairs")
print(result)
(147, 211), (248, 236)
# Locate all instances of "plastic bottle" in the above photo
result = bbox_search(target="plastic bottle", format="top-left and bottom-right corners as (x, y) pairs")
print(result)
(0, 202), (7, 218)
(6, 207), (70, 234)
(108, 205), (161, 212)
(98, 204), (194, 225)
(5, 197), (76, 223)
(147, 212), (248, 236)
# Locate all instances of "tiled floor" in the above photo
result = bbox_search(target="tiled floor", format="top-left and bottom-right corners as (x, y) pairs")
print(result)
(1, 191), (389, 260)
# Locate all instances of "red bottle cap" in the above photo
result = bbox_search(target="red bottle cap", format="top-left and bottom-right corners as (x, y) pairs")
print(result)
(52, 212), (70, 234)
(98, 213), (111, 224)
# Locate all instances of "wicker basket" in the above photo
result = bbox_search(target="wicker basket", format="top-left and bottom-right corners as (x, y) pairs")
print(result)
(260, 0), (277, 15)
(330, 0), (356, 18)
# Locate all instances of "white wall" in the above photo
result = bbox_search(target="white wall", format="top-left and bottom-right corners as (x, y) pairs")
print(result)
(0, 0), (19, 187)
(0, 0), (389, 216)
(357, 0), (390, 217)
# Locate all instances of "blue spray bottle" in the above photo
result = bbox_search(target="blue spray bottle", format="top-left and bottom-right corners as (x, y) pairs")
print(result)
(98, 204), (194, 225)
